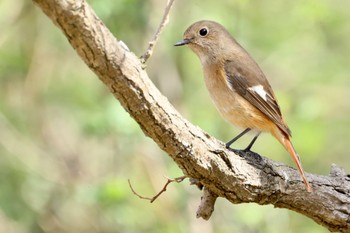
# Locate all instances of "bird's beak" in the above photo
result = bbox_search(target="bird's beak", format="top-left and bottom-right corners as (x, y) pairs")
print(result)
(174, 39), (191, 46)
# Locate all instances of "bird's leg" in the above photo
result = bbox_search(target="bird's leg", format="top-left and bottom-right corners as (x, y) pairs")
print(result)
(225, 128), (251, 148)
(243, 132), (261, 152)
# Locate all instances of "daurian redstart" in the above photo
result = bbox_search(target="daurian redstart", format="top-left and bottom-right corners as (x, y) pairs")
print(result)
(175, 20), (312, 192)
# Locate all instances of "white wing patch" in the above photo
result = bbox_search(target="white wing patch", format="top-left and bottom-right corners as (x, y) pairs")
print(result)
(248, 85), (267, 101)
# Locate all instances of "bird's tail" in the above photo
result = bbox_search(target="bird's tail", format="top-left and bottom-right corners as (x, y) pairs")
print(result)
(275, 132), (312, 192)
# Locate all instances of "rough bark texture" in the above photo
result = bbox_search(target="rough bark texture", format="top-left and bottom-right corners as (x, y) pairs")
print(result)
(33, 0), (350, 232)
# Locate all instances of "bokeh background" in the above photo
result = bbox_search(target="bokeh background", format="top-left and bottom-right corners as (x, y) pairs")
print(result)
(1, 0), (350, 232)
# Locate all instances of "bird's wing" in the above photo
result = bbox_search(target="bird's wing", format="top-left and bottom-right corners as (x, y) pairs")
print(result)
(224, 60), (291, 136)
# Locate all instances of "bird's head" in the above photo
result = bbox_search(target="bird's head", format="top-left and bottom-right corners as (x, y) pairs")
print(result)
(175, 20), (237, 63)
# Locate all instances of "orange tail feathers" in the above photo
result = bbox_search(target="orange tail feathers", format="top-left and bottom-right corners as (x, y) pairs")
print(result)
(278, 135), (312, 192)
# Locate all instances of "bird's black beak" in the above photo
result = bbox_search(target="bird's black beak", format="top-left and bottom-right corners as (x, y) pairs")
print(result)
(174, 39), (191, 46)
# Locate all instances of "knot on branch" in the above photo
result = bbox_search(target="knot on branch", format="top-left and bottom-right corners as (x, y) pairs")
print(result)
(330, 163), (347, 178)
(196, 187), (218, 220)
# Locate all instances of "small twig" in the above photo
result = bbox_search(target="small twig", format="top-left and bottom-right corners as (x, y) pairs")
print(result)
(128, 175), (187, 203)
(140, 0), (176, 64)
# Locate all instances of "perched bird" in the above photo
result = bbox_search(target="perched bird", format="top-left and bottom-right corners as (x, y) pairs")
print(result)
(175, 20), (312, 192)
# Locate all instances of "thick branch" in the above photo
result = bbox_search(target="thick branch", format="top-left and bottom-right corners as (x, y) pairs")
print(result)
(33, 0), (350, 232)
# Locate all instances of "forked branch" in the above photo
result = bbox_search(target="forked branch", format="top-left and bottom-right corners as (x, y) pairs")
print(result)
(128, 176), (187, 203)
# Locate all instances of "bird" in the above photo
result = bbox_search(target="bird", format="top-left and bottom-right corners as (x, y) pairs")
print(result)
(175, 20), (312, 192)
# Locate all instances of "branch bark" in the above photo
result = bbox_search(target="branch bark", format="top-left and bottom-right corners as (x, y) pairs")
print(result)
(33, 0), (350, 232)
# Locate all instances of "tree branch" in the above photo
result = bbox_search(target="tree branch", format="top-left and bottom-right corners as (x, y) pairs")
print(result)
(128, 176), (187, 203)
(32, 0), (350, 232)
(140, 0), (176, 64)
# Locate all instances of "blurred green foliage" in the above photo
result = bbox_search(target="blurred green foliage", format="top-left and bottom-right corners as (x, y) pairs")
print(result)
(0, 0), (349, 232)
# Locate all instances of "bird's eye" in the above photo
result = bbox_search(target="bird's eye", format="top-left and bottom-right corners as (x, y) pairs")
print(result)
(199, 28), (208, 37)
